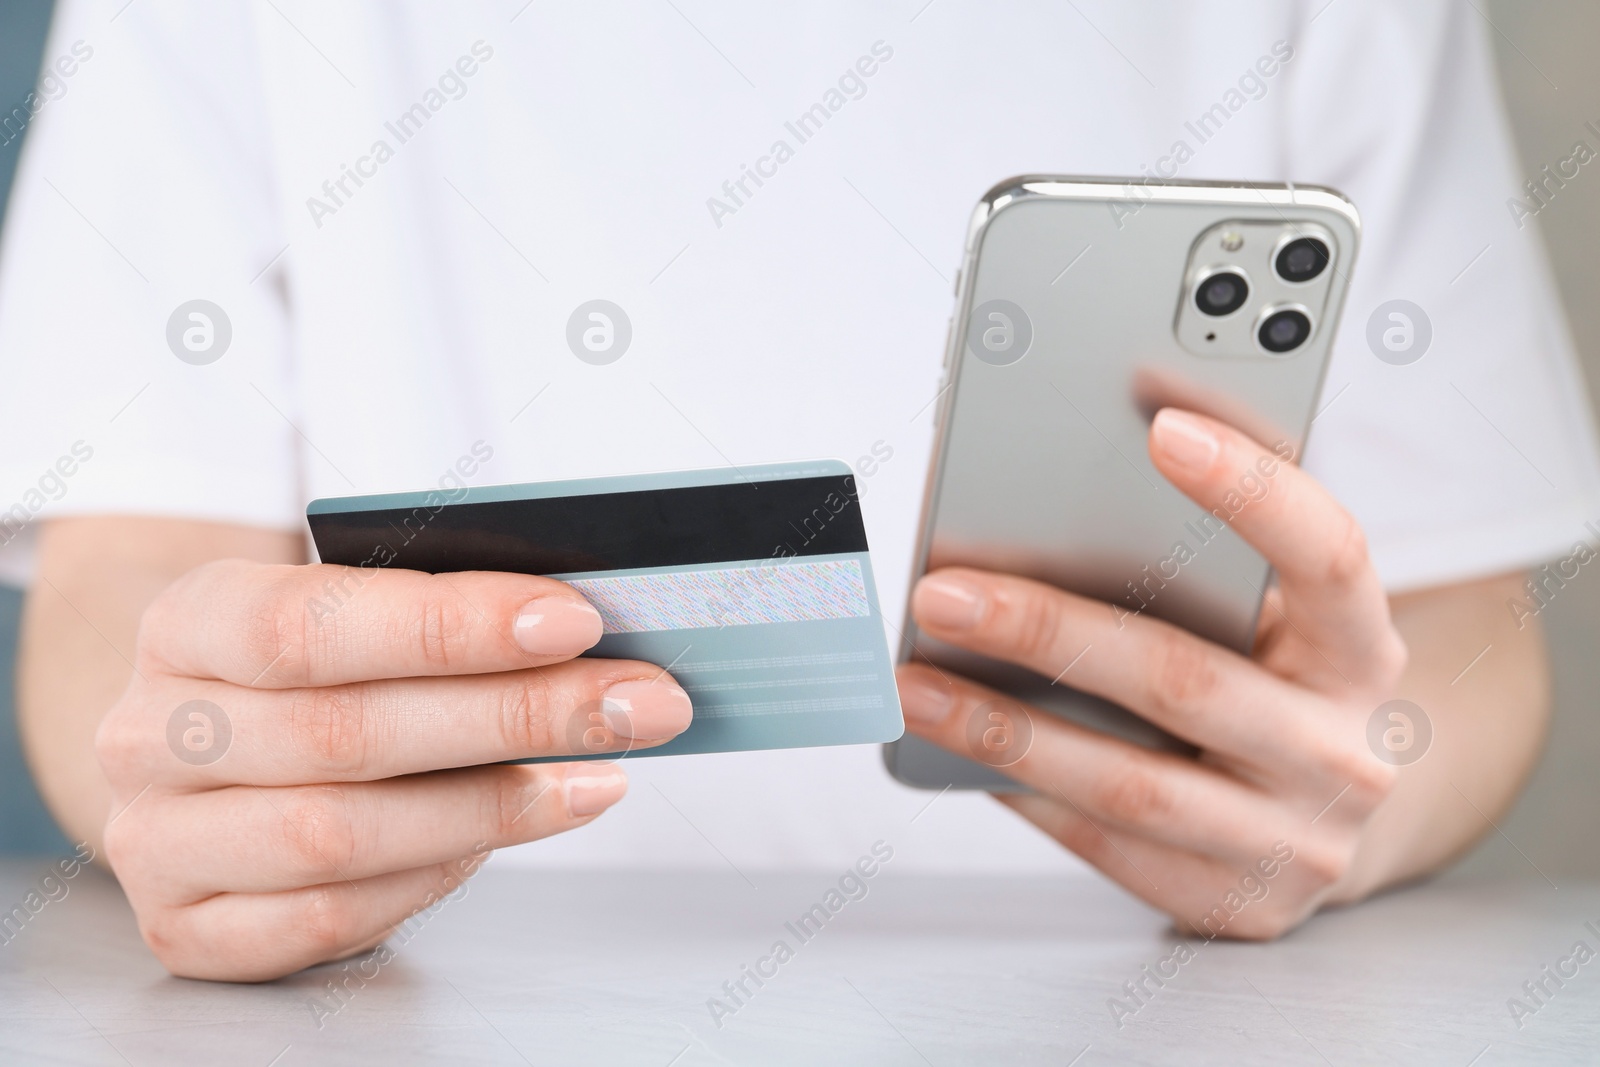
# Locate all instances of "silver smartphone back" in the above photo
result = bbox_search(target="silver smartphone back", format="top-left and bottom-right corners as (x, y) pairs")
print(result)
(884, 176), (1360, 790)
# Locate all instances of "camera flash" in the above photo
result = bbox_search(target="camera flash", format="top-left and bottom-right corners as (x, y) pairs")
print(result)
(1220, 231), (1243, 252)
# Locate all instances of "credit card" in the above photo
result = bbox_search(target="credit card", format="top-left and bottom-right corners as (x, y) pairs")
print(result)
(306, 460), (905, 760)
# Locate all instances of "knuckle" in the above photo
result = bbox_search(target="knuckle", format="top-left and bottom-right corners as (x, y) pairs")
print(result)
(1145, 631), (1219, 720)
(137, 909), (186, 969)
(1003, 583), (1066, 665)
(92, 703), (141, 779)
(136, 905), (238, 981)
(1090, 760), (1175, 828)
(428, 858), (473, 907)
(286, 685), (370, 774)
(1327, 745), (1398, 809)
(491, 770), (557, 841)
(99, 807), (138, 875)
(131, 599), (174, 673)
(297, 883), (355, 960)
(274, 786), (359, 880)
(1322, 517), (1374, 590)
(409, 579), (473, 672)
(1051, 813), (1116, 869)
(137, 560), (239, 659)
(497, 671), (558, 755)
(1295, 841), (1355, 888)
(1372, 632), (1410, 687)
(246, 572), (318, 681)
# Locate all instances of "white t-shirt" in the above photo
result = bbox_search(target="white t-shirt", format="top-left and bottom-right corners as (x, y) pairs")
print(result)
(1, 1), (1596, 873)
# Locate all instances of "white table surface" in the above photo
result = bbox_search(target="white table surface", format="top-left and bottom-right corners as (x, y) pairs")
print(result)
(0, 859), (1596, 1065)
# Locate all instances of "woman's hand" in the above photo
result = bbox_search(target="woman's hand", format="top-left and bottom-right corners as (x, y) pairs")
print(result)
(96, 562), (692, 980)
(896, 408), (1408, 938)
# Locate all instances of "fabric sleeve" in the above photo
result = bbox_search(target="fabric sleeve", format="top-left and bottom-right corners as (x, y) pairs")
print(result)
(1284, 0), (1600, 591)
(0, 0), (299, 573)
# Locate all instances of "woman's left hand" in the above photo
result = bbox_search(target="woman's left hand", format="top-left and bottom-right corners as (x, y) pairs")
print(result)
(896, 408), (1409, 938)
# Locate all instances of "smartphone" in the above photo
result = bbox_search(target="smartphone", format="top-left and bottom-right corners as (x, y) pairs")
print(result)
(883, 176), (1360, 790)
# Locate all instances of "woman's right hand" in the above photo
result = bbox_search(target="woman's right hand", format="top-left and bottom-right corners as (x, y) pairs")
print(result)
(95, 560), (692, 981)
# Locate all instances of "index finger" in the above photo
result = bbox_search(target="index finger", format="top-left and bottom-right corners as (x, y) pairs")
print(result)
(1147, 408), (1398, 673)
(140, 562), (605, 687)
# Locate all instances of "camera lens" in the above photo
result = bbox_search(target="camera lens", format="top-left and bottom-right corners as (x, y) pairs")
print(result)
(1275, 237), (1329, 283)
(1195, 270), (1249, 317)
(1257, 308), (1312, 353)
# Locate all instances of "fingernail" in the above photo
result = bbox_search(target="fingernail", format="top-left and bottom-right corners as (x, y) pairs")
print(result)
(564, 765), (627, 817)
(599, 679), (694, 741)
(1152, 409), (1219, 472)
(914, 574), (985, 630)
(514, 596), (604, 655)
(898, 673), (956, 725)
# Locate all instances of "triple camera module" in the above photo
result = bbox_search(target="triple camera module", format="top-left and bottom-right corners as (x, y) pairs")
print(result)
(1175, 223), (1336, 359)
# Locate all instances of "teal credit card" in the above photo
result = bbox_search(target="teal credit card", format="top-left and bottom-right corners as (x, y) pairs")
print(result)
(306, 460), (905, 760)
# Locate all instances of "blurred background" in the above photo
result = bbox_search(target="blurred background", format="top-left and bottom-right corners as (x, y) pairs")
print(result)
(0, 1), (1597, 875)
(0, 0), (65, 855)
(1449, 0), (1600, 881)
